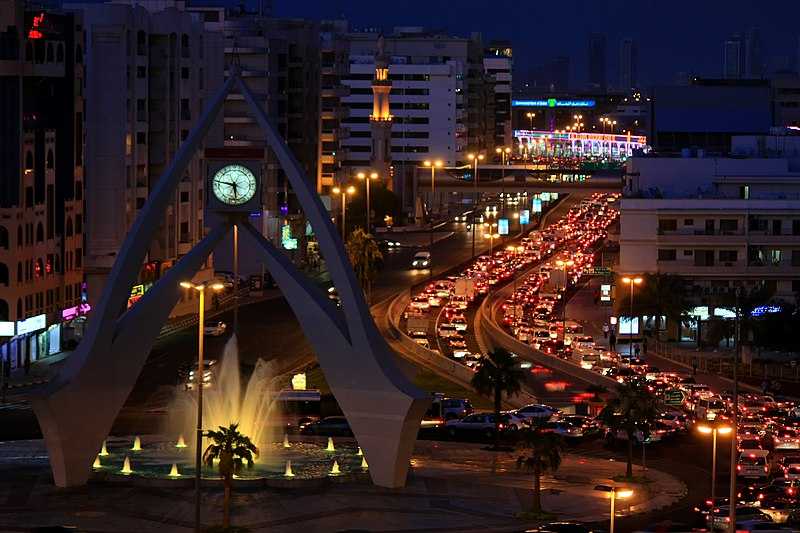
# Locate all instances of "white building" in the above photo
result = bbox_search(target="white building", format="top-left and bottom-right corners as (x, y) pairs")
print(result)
(71, 1), (224, 309)
(620, 143), (800, 306)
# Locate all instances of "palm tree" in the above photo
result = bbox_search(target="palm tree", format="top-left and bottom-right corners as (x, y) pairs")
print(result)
(203, 423), (259, 529)
(345, 228), (383, 303)
(617, 273), (690, 340)
(471, 348), (526, 449)
(598, 382), (658, 478)
(517, 429), (564, 514)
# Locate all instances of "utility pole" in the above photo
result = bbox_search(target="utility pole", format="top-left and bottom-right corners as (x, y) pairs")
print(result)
(729, 287), (741, 533)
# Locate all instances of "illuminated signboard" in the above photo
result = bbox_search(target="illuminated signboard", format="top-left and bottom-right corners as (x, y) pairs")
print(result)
(751, 305), (782, 317)
(497, 218), (509, 236)
(618, 317), (639, 335)
(532, 198), (542, 213)
(62, 303), (92, 321)
(512, 98), (596, 108)
(0, 321), (14, 336)
(551, 192), (559, 200)
(17, 314), (46, 335)
(600, 284), (612, 302)
(28, 12), (45, 39)
(128, 284), (145, 309)
(281, 223), (298, 250)
(540, 192), (551, 202)
(520, 210), (530, 225)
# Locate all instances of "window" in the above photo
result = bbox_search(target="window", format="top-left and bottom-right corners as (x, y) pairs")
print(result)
(180, 99), (190, 121)
(694, 250), (715, 267)
(658, 219), (677, 232)
(137, 66), (146, 78)
(792, 250), (800, 267)
(794, 220), (800, 236)
(75, 249), (82, 268)
(181, 34), (190, 58)
(136, 132), (146, 145)
(683, 249), (693, 256)
(25, 151), (33, 170)
(719, 250), (738, 263)
(180, 191), (189, 203)
(181, 67), (189, 79)
(740, 185), (750, 199)
(137, 31), (146, 56)
(46, 149), (54, 169)
(75, 215), (82, 234)
(180, 221), (189, 240)
(770, 249), (782, 266)
(65, 218), (73, 237)
(657, 249), (676, 261)
(136, 197), (145, 209)
(0, 226), (7, 250)
(35, 223), (43, 243)
(137, 98), (146, 121)
(719, 219), (738, 234)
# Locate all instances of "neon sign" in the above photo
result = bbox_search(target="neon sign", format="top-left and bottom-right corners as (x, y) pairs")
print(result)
(512, 99), (596, 108)
(28, 13), (45, 40)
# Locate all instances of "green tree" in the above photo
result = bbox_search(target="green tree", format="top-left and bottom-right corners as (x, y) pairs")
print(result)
(203, 423), (259, 529)
(345, 228), (383, 303)
(598, 382), (658, 478)
(617, 273), (691, 340)
(517, 429), (564, 514)
(470, 348), (526, 449)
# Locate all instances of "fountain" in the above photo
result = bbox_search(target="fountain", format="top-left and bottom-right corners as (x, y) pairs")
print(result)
(99, 441), (109, 457)
(284, 460), (295, 478)
(168, 463), (180, 477)
(93, 455), (101, 469)
(330, 460), (341, 476)
(121, 456), (133, 474)
(361, 456), (368, 470)
(356, 447), (363, 456)
(283, 434), (291, 449)
(131, 436), (142, 451)
(326, 437), (335, 452)
(175, 435), (187, 448)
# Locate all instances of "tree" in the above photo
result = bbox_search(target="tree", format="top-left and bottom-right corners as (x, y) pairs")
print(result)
(517, 429), (564, 514)
(345, 228), (383, 303)
(598, 382), (658, 478)
(471, 348), (526, 449)
(203, 423), (259, 529)
(617, 273), (690, 340)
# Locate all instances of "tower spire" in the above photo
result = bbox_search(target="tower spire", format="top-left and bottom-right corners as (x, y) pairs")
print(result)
(370, 34), (393, 189)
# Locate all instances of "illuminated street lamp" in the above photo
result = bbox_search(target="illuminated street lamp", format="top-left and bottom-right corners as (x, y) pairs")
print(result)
(595, 485), (634, 533)
(422, 160), (443, 279)
(356, 171), (378, 233)
(620, 276), (643, 352)
(467, 153), (485, 258)
(495, 146), (512, 218)
(556, 259), (575, 340)
(332, 185), (356, 241)
(483, 221), (499, 255)
(526, 111), (536, 129)
(697, 423), (733, 514)
(179, 280), (224, 533)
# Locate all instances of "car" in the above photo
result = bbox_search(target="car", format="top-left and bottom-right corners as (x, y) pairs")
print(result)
(204, 320), (227, 337)
(411, 251), (431, 269)
(444, 413), (505, 440)
(433, 397), (474, 420)
(708, 505), (772, 530)
(738, 451), (771, 479)
(516, 404), (558, 423)
(299, 416), (353, 437)
(500, 411), (529, 430)
(438, 323), (458, 338)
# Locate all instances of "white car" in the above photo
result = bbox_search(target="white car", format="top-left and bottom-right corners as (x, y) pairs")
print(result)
(515, 404), (558, 423)
(411, 251), (431, 269)
(204, 321), (227, 337)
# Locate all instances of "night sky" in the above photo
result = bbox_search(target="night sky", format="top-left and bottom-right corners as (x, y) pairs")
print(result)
(265, 0), (799, 89)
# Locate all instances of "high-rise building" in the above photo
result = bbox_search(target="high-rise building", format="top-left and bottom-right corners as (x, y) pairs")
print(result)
(71, 1), (224, 308)
(745, 28), (763, 78)
(723, 33), (746, 79)
(317, 19), (351, 191)
(587, 33), (606, 91)
(619, 38), (638, 90)
(0, 0), (85, 365)
(484, 41), (513, 148)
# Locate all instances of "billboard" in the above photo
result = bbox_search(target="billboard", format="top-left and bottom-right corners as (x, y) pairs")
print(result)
(532, 198), (542, 213)
(498, 218), (509, 236)
(520, 210), (530, 225)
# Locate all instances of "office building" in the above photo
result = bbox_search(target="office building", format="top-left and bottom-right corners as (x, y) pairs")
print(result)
(0, 0), (85, 365)
(587, 33), (606, 91)
(484, 41), (513, 148)
(318, 19), (351, 190)
(745, 28), (763, 78)
(72, 1), (224, 308)
(619, 38), (637, 91)
(723, 33), (746, 79)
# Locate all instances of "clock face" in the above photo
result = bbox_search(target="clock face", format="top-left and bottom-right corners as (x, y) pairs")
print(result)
(211, 165), (257, 206)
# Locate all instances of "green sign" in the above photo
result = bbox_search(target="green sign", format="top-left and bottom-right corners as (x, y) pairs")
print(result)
(547, 98), (557, 108)
(592, 266), (612, 276)
(664, 389), (685, 406)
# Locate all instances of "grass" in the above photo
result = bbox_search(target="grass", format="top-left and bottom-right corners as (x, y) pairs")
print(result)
(612, 474), (652, 484)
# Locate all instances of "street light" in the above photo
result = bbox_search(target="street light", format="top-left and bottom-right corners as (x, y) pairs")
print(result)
(422, 160), (443, 280)
(495, 147), (512, 220)
(595, 485), (634, 533)
(697, 423), (733, 514)
(482, 221), (499, 255)
(356, 171), (378, 234)
(556, 259), (575, 341)
(180, 280), (224, 533)
(467, 153), (484, 259)
(526, 111), (535, 129)
(620, 276), (643, 354)
(332, 185), (356, 241)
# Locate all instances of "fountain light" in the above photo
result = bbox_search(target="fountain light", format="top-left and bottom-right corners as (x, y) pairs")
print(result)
(330, 460), (341, 476)
(121, 456), (133, 474)
(361, 456), (368, 470)
(93, 455), (102, 469)
(131, 436), (142, 451)
(283, 434), (291, 449)
(356, 446), (363, 456)
(168, 463), (180, 477)
(326, 437), (335, 452)
(99, 441), (109, 457)
(175, 435), (187, 448)
(284, 460), (295, 478)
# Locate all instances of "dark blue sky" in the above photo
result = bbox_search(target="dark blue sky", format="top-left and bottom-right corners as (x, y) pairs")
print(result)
(268, 0), (798, 88)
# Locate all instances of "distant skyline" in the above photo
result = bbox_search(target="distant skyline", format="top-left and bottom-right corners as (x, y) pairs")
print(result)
(261, 0), (800, 88)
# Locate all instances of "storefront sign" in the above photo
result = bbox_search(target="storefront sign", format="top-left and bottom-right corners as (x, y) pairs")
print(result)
(0, 321), (14, 336)
(600, 283), (612, 302)
(61, 303), (92, 321)
(17, 313), (46, 335)
(281, 223), (298, 250)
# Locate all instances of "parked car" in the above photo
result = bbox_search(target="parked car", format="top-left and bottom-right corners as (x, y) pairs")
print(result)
(432, 397), (474, 420)
(299, 416), (353, 437)
(444, 413), (505, 440)
(515, 404), (558, 423)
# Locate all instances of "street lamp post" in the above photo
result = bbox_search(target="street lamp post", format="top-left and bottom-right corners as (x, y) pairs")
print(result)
(495, 146), (511, 221)
(180, 280), (224, 533)
(698, 423), (732, 513)
(594, 485), (634, 533)
(423, 160), (443, 280)
(332, 185), (356, 242)
(621, 276), (643, 355)
(467, 153), (484, 259)
(526, 111), (535, 129)
(483, 222), (499, 255)
(357, 172), (378, 234)
(556, 259), (574, 341)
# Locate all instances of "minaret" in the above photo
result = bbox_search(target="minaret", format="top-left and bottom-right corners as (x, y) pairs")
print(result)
(370, 35), (393, 190)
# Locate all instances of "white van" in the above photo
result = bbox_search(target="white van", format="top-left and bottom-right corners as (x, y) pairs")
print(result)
(737, 450), (770, 479)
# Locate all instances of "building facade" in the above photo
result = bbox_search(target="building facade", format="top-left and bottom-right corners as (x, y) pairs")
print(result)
(587, 33), (607, 91)
(619, 38), (637, 91)
(484, 41), (513, 149)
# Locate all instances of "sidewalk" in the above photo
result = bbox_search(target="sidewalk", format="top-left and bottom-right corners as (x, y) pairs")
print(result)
(0, 439), (686, 533)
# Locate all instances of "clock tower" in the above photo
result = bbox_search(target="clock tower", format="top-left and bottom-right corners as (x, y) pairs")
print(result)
(370, 35), (393, 190)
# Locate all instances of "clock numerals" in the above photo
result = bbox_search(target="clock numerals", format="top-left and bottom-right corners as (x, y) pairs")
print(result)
(211, 165), (257, 207)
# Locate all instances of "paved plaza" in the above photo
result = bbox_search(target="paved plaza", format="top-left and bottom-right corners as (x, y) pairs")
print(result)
(0, 438), (685, 532)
